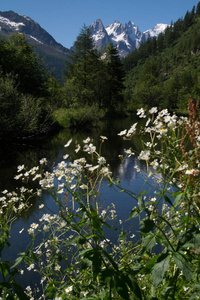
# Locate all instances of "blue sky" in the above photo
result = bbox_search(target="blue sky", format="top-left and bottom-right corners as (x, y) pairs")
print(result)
(1, 0), (199, 48)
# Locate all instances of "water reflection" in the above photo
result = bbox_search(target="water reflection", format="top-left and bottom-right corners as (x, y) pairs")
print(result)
(1, 115), (157, 290)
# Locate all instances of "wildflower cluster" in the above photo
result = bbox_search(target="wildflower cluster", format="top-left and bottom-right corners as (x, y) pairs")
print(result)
(115, 98), (200, 298)
(0, 99), (200, 299)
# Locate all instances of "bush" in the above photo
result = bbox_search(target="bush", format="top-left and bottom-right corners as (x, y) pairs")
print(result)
(0, 74), (21, 137)
(52, 104), (105, 129)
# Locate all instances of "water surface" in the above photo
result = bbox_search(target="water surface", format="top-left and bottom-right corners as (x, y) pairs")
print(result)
(1, 116), (157, 290)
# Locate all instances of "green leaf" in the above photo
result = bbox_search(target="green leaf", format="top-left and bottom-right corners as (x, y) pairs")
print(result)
(129, 206), (141, 219)
(12, 256), (24, 269)
(143, 256), (158, 273)
(173, 191), (183, 207)
(102, 249), (118, 270)
(79, 248), (93, 257)
(115, 274), (130, 300)
(151, 253), (170, 286)
(138, 193), (146, 209)
(81, 257), (92, 270)
(13, 283), (29, 300)
(0, 261), (11, 277)
(140, 218), (155, 233)
(164, 195), (173, 206)
(142, 233), (157, 251)
(127, 275), (142, 299)
(65, 234), (90, 246)
(173, 251), (193, 280)
(91, 250), (102, 279)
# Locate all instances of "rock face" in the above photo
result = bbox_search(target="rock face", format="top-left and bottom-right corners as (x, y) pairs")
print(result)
(90, 19), (169, 57)
(90, 19), (111, 51)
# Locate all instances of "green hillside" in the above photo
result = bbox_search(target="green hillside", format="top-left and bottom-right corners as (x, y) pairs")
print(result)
(122, 2), (200, 112)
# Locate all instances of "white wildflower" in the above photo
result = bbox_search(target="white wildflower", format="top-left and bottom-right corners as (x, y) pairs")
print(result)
(88, 165), (99, 172)
(65, 286), (73, 294)
(118, 129), (127, 136)
(39, 158), (47, 165)
(126, 123), (137, 136)
(101, 210), (107, 217)
(54, 265), (61, 271)
(80, 184), (88, 190)
(145, 118), (151, 127)
(98, 156), (106, 164)
(2, 189), (8, 194)
(138, 150), (150, 161)
(27, 264), (34, 271)
(185, 169), (196, 175)
(150, 159), (159, 170)
(137, 108), (146, 118)
(63, 154), (69, 160)
(83, 137), (90, 143)
(17, 165), (25, 172)
(124, 149), (135, 157)
(83, 143), (96, 154)
(75, 144), (81, 153)
(32, 174), (41, 181)
(100, 135), (108, 140)
(14, 174), (23, 180)
(100, 167), (112, 176)
(64, 138), (72, 148)
(150, 197), (157, 202)
(149, 107), (158, 114)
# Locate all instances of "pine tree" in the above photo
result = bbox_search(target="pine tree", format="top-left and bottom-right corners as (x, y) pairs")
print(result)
(64, 25), (101, 105)
(196, 1), (200, 16)
(103, 43), (125, 112)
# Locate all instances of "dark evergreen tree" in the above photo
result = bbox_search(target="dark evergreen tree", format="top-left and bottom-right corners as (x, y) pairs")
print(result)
(64, 24), (101, 106)
(173, 18), (183, 38)
(164, 26), (174, 47)
(104, 43), (125, 112)
(183, 10), (193, 30)
(196, 1), (200, 16)
(157, 32), (165, 52)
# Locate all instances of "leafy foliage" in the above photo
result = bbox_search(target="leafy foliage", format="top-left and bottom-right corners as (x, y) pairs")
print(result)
(123, 2), (200, 111)
(0, 34), (62, 139)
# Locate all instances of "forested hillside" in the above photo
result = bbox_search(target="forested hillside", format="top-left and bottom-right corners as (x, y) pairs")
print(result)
(1, 2), (200, 141)
(0, 28), (125, 139)
(123, 2), (200, 111)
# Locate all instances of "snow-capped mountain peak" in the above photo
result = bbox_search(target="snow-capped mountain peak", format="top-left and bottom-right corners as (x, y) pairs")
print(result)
(90, 19), (169, 57)
(144, 23), (169, 37)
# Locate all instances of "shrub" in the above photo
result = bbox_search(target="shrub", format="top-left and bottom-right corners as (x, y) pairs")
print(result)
(52, 104), (105, 129)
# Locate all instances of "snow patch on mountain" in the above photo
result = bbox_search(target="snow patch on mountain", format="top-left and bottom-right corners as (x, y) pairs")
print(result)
(144, 23), (169, 37)
(0, 16), (24, 30)
(28, 35), (43, 44)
